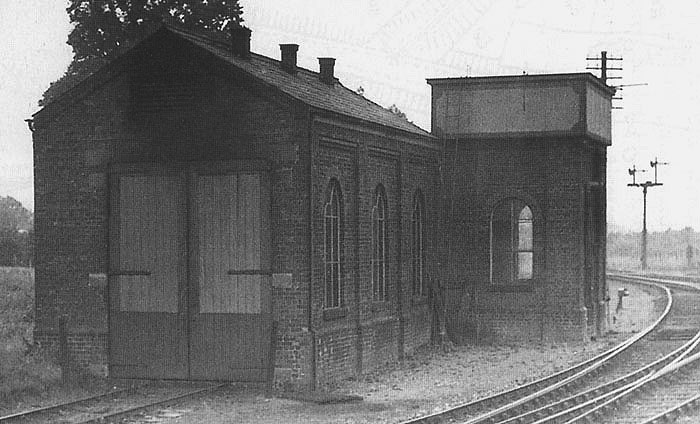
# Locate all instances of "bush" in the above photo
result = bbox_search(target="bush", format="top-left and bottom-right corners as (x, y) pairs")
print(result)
(0, 267), (60, 402)
(0, 349), (60, 401)
(0, 229), (33, 267)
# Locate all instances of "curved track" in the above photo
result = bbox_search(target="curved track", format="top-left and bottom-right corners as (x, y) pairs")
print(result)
(560, 274), (700, 424)
(5, 274), (700, 424)
(401, 274), (700, 424)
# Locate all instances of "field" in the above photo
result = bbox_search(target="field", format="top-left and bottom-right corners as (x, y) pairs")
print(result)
(607, 229), (700, 274)
(0, 267), (61, 405)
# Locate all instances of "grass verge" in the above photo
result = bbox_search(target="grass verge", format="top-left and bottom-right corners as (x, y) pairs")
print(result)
(0, 267), (60, 406)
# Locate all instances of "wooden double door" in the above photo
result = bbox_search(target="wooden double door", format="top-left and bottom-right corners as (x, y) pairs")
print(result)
(108, 165), (271, 380)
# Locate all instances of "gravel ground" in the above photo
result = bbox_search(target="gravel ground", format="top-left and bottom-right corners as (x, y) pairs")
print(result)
(120, 279), (662, 424)
(0, 280), (661, 422)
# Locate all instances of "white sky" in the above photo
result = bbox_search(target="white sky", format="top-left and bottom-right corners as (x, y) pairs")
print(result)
(1, 0), (698, 232)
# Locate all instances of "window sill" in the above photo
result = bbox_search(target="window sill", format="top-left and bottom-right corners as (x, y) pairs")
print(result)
(487, 282), (535, 293)
(323, 307), (348, 321)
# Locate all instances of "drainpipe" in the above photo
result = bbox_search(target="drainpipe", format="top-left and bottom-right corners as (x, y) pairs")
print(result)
(396, 148), (405, 359)
(307, 107), (317, 391)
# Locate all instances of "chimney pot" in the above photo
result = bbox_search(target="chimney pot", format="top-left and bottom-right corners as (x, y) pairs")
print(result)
(280, 44), (299, 74)
(230, 25), (251, 58)
(318, 57), (336, 85)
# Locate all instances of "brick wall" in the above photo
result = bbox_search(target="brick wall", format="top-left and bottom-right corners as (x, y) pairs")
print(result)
(401, 145), (439, 354)
(33, 36), (437, 388)
(34, 332), (108, 376)
(33, 39), (312, 384)
(442, 139), (597, 343)
(309, 118), (438, 386)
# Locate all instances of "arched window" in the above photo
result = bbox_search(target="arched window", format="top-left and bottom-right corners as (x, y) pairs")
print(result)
(371, 185), (387, 301)
(324, 179), (343, 308)
(412, 190), (425, 296)
(490, 199), (533, 284)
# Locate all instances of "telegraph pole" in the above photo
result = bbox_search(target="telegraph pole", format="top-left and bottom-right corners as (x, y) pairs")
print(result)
(586, 51), (647, 110)
(587, 50), (624, 108)
(586, 51), (623, 85)
(627, 159), (668, 270)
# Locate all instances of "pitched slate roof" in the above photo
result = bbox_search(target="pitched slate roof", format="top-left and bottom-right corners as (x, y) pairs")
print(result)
(168, 26), (431, 137)
(37, 24), (431, 138)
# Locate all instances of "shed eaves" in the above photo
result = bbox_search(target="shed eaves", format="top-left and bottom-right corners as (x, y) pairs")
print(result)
(167, 27), (432, 138)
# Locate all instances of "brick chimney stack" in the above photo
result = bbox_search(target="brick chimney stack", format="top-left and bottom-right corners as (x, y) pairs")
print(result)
(318, 57), (336, 85)
(280, 44), (299, 74)
(231, 25), (251, 58)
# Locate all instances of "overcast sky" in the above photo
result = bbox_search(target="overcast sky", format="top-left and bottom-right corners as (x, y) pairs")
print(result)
(1, 0), (698, 232)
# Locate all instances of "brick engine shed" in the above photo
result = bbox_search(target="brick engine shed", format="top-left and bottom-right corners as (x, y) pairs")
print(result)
(31, 24), (612, 388)
(32, 25), (440, 388)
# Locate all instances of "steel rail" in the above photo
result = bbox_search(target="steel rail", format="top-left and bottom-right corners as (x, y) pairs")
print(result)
(77, 382), (228, 424)
(608, 272), (700, 290)
(526, 361), (677, 424)
(0, 382), (225, 424)
(494, 320), (700, 424)
(0, 386), (136, 423)
(555, 275), (700, 424)
(562, 350), (700, 423)
(639, 393), (700, 424)
(400, 277), (672, 424)
(2, 274), (689, 424)
(518, 274), (700, 424)
(457, 279), (673, 424)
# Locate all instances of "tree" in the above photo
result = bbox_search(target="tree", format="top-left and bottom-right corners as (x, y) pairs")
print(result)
(386, 104), (407, 120)
(41, 0), (244, 106)
(0, 197), (33, 266)
(0, 196), (32, 232)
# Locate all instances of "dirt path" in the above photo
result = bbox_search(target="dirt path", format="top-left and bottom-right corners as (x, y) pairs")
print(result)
(115, 280), (662, 424)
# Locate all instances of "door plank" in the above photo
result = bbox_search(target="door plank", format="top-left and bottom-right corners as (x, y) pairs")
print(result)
(109, 174), (188, 379)
(189, 172), (270, 380)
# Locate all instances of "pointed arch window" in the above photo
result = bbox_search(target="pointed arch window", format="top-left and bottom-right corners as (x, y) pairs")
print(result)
(371, 185), (387, 301)
(490, 199), (534, 284)
(412, 190), (426, 296)
(324, 179), (343, 308)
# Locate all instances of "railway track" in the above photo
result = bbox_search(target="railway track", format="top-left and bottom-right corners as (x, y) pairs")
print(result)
(561, 274), (700, 424)
(5, 274), (700, 424)
(400, 274), (700, 424)
(0, 381), (226, 424)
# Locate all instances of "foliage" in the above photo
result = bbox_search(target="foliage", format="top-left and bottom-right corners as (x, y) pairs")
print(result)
(386, 103), (407, 119)
(0, 196), (32, 232)
(0, 229), (33, 267)
(41, 0), (244, 106)
(0, 267), (59, 403)
(0, 197), (33, 267)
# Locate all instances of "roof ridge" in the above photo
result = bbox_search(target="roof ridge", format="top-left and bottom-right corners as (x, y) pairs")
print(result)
(335, 82), (420, 128)
(167, 25), (430, 136)
(37, 23), (433, 138)
(167, 25), (325, 79)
